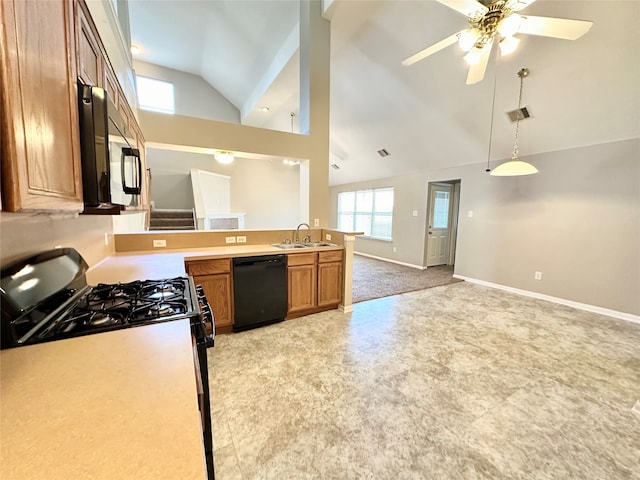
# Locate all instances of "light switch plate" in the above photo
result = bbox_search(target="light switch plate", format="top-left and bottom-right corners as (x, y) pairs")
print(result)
(468, 211), (474, 218)
(412, 210), (418, 217)
(236, 236), (247, 243)
(314, 218), (320, 227)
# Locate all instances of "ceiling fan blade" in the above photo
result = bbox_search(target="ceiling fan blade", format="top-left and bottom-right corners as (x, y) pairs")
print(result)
(510, 0), (537, 12)
(436, 0), (488, 18)
(402, 32), (462, 66)
(518, 15), (593, 40)
(466, 42), (492, 85)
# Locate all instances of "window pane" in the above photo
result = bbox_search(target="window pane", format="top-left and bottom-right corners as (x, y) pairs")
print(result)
(336, 187), (394, 240)
(338, 214), (354, 231)
(374, 188), (394, 213)
(137, 76), (175, 114)
(338, 192), (355, 213)
(432, 191), (450, 228)
(371, 214), (392, 239)
(355, 214), (371, 236)
(355, 190), (373, 212)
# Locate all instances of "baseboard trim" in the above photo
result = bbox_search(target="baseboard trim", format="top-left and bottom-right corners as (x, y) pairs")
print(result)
(454, 275), (640, 325)
(339, 304), (353, 313)
(354, 252), (425, 270)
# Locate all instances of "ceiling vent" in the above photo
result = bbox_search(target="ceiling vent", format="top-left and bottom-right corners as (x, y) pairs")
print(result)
(331, 163), (340, 170)
(506, 106), (531, 122)
(377, 148), (390, 157)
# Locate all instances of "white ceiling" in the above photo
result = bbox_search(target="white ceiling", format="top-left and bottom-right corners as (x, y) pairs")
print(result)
(129, 0), (640, 186)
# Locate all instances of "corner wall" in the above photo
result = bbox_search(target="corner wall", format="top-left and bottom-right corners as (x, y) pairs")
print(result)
(329, 138), (640, 316)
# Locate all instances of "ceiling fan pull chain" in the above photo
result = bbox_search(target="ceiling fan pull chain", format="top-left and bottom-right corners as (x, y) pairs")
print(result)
(512, 68), (527, 159)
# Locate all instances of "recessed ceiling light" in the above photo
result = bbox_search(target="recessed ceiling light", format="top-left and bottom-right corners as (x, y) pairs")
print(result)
(131, 44), (141, 55)
(259, 106), (270, 112)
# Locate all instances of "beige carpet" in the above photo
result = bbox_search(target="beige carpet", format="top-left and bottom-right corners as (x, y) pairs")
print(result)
(351, 253), (462, 303)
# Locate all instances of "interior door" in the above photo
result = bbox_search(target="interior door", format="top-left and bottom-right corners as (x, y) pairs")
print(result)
(426, 183), (452, 266)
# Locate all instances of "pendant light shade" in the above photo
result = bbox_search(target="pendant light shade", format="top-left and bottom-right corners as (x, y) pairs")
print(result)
(490, 159), (538, 176)
(490, 67), (538, 177)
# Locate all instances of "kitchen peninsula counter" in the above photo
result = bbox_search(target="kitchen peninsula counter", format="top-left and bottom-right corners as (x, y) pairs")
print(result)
(0, 320), (206, 480)
(86, 243), (344, 284)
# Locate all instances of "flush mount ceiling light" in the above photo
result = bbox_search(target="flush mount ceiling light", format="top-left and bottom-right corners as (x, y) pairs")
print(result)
(214, 151), (234, 164)
(401, 0), (593, 84)
(491, 68), (538, 176)
(259, 106), (270, 112)
(130, 44), (140, 55)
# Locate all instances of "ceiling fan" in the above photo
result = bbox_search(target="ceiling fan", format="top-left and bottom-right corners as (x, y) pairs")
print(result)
(402, 0), (593, 84)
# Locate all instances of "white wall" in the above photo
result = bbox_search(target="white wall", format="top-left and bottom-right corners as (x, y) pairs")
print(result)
(133, 60), (240, 123)
(147, 148), (301, 229)
(330, 138), (640, 316)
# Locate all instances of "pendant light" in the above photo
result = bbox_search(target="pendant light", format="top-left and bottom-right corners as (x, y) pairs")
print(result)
(491, 68), (538, 177)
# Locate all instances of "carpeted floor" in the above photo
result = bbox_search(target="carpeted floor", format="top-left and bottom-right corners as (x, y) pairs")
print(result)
(351, 253), (463, 303)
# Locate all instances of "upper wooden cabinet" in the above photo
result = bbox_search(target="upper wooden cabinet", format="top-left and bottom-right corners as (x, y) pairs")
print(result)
(0, 0), (83, 212)
(75, 2), (102, 88)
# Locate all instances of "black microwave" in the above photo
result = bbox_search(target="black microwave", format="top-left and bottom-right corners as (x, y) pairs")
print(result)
(77, 79), (141, 211)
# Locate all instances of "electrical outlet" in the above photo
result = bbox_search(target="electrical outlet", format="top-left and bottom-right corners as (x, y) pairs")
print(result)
(153, 239), (167, 248)
(236, 235), (247, 243)
(393, 247), (397, 253)
(104, 233), (109, 246)
(325, 233), (332, 241)
(314, 218), (320, 227)
(534, 271), (542, 280)
(225, 236), (236, 244)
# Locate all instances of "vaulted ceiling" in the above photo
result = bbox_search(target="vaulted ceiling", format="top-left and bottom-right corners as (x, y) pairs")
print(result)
(129, 0), (640, 186)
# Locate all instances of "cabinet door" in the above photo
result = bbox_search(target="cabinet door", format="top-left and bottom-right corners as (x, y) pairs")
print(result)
(76, 2), (102, 87)
(287, 264), (317, 313)
(1, 0), (83, 212)
(318, 261), (343, 307)
(103, 62), (119, 105)
(195, 274), (232, 334)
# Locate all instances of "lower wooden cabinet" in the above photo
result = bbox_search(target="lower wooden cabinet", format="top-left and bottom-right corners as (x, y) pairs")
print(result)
(288, 264), (317, 314)
(318, 261), (343, 307)
(185, 258), (233, 334)
(286, 250), (343, 318)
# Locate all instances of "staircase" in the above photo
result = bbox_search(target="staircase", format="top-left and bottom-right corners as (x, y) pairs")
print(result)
(149, 209), (195, 231)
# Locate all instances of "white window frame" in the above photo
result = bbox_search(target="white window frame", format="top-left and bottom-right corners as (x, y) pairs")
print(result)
(136, 75), (175, 114)
(337, 187), (394, 240)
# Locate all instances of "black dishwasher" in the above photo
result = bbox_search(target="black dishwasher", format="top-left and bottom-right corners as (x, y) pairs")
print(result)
(232, 254), (287, 332)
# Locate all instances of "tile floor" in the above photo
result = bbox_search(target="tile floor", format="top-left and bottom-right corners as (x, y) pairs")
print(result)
(208, 282), (640, 479)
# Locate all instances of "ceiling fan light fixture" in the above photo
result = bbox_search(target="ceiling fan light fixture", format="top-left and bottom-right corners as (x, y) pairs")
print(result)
(458, 29), (479, 52)
(490, 159), (538, 176)
(463, 47), (483, 65)
(214, 151), (234, 164)
(499, 35), (520, 55)
(497, 13), (522, 37)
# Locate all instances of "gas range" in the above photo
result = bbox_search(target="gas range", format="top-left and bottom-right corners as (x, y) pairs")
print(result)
(0, 248), (211, 348)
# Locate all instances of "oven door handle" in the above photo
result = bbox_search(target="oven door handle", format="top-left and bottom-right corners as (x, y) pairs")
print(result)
(193, 319), (214, 349)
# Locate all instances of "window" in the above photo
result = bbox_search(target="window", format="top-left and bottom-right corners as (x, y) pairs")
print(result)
(136, 75), (175, 114)
(337, 187), (394, 240)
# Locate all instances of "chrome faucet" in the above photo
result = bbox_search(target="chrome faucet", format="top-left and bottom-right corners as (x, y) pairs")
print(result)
(294, 223), (311, 243)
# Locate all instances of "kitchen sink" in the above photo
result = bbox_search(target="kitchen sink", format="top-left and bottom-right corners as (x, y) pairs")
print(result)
(272, 243), (307, 249)
(272, 242), (337, 249)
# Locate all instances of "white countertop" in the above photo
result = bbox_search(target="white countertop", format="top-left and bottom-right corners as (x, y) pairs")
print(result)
(0, 320), (207, 480)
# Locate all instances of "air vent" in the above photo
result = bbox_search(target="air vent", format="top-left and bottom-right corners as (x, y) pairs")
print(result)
(331, 163), (340, 170)
(377, 148), (390, 157)
(506, 106), (531, 122)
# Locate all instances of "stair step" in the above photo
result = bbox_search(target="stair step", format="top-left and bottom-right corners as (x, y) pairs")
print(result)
(150, 209), (193, 219)
(150, 218), (194, 227)
(149, 225), (195, 231)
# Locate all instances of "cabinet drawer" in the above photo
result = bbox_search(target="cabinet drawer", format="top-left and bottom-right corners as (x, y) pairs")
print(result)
(186, 258), (231, 275)
(318, 250), (343, 263)
(287, 252), (316, 266)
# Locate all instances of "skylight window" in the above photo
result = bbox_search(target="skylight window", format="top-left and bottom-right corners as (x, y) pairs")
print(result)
(136, 75), (175, 114)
